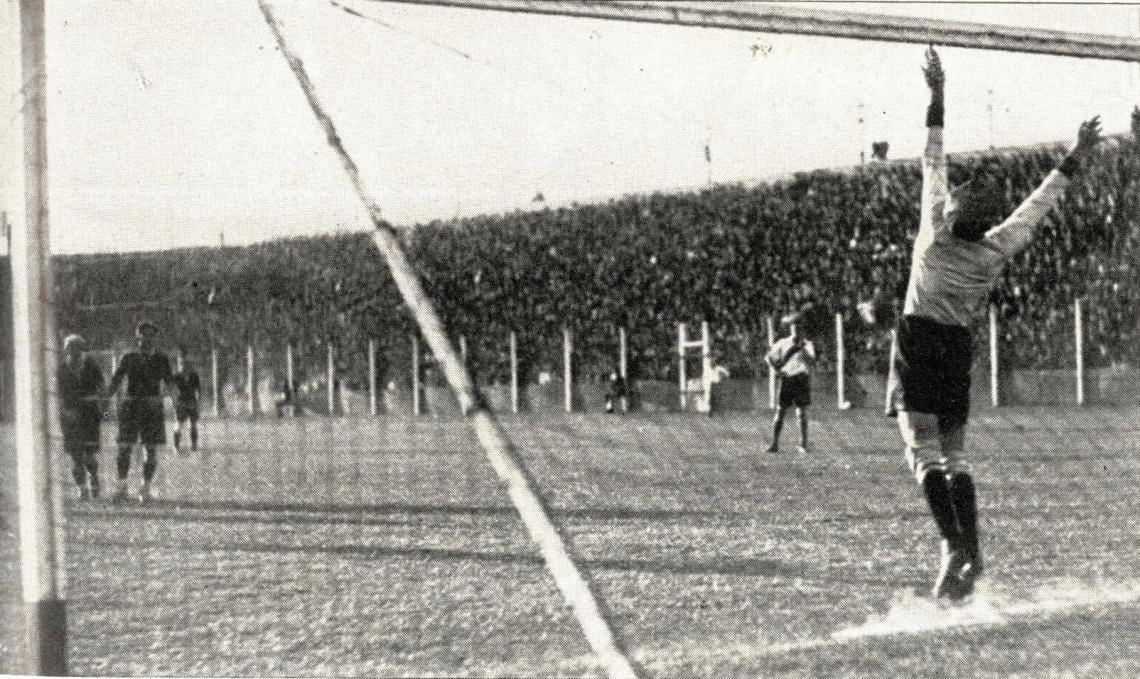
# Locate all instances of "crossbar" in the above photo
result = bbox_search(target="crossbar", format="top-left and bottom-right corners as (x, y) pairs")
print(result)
(374, 0), (1140, 62)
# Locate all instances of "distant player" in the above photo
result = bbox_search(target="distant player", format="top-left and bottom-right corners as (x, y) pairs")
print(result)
(765, 315), (816, 454)
(57, 334), (104, 500)
(891, 47), (1103, 600)
(275, 379), (295, 418)
(104, 321), (174, 503)
(604, 370), (629, 414)
(171, 358), (201, 453)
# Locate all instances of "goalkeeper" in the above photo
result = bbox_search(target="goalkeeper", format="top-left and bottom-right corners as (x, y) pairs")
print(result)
(890, 46), (1103, 600)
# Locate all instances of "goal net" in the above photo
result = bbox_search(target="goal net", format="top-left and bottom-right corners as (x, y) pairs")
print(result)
(3, 1), (1140, 677)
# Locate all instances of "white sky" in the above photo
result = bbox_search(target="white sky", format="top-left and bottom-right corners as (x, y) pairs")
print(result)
(3, 1), (1140, 253)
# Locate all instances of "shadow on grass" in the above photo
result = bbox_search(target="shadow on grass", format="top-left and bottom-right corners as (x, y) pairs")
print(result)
(70, 533), (808, 578)
(69, 497), (739, 526)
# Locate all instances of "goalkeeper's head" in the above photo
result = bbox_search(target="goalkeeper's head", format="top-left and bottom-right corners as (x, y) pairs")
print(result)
(945, 161), (1005, 242)
(135, 320), (159, 351)
(63, 334), (87, 361)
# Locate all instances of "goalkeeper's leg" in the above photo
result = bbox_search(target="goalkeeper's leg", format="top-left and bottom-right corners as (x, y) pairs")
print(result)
(189, 411), (199, 451)
(767, 405), (787, 453)
(941, 419), (983, 596)
(900, 410), (967, 599)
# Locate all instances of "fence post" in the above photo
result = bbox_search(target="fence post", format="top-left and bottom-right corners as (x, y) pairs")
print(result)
(1075, 297), (1085, 405)
(766, 316), (776, 409)
(989, 304), (999, 408)
(835, 312), (846, 409)
(411, 333), (421, 416)
(368, 338), (377, 416)
(326, 342), (335, 416)
(563, 327), (573, 414)
(285, 343), (295, 417)
(246, 344), (255, 416)
(701, 321), (712, 415)
(618, 327), (628, 380)
(677, 323), (687, 410)
(510, 331), (519, 414)
(210, 347), (219, 417)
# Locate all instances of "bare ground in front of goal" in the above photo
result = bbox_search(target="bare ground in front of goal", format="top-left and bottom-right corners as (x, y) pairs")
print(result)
(2, 407), (1140, 677)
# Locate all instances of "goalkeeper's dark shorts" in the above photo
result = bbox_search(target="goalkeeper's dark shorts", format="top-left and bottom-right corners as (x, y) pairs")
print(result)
(117, 398), (166, 446)
(889, 314), (973, 427)
(175, 401), (199, 422)
(778, 373), (811, 408)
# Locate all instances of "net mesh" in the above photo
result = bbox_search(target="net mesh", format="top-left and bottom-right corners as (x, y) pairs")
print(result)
(4, 2), (1140, 677)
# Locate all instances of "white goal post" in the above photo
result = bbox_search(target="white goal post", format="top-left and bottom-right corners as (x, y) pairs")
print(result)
(7, 0), (68, 674)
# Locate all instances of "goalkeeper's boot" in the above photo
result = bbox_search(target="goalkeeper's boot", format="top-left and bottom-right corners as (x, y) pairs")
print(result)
(90, 475), (101, 500)
(957, 547), (985, 599)
(765, 444), (779, 454)
(110, 481), (129, 504)
(932, 539), (969, 601)
(77, 485), (92, 501)
(137, 482), (153, 504)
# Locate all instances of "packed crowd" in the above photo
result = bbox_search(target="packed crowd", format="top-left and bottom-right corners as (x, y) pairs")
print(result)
(45, 133), (1140, 389)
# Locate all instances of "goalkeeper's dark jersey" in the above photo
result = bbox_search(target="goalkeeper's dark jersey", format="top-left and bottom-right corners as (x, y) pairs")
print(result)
(109, 351), (173, 401)
(171, 371), (201, 405)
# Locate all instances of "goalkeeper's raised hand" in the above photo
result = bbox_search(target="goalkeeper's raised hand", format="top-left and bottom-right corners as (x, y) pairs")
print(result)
(923, 46), (945, 128)
(1075, 116), (1103, 156)
(1059, 116), (1102, 177)
(922, 46), (945, 93)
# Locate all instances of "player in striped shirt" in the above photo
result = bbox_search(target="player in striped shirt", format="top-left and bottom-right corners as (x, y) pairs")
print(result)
(765, 315), (816, 454)
(893, 47), (1103, 600)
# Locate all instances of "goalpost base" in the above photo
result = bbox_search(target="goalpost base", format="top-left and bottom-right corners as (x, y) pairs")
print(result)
(24, 600), (67, 676)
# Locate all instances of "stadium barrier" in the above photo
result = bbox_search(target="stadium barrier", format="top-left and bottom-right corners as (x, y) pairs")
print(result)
(97, 292), (1140, 419)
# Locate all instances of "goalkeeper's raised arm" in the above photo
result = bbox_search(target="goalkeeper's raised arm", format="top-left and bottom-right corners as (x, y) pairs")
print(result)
(983, 116), (1103, 257)
(919, 46), (948, 240)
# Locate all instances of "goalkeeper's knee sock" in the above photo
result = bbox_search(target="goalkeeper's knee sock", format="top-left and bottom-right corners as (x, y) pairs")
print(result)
(117, 446), (132, 480)
(70, 457), (87, 487)
(770, 412), (784, 446)
(142, 447), (158, 483)
(948, 472), (980, 559)
(919, 468), (961, 546)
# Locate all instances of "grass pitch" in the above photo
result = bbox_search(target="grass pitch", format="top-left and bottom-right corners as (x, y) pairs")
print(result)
(2, 407), (1140, 677)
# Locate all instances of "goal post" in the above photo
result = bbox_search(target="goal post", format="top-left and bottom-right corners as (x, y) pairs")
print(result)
(678, 321), (713, 413)
(255, 2), (641, 676)
(8, 0), (68, 673)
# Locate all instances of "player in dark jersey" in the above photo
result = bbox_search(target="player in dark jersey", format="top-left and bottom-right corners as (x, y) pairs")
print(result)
(171, 358), (201, 453)
(104, 320), (174, 503)
(892, 47), (1103, 600)
(57, 334), (105, 500)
